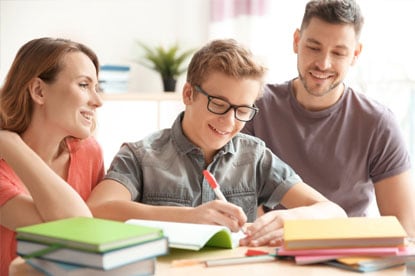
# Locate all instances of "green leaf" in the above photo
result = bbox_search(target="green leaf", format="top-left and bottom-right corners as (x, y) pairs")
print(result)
(136, 41), (195, 79)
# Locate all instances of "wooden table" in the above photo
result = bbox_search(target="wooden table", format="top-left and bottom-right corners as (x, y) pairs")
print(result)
(10, 246), (412, 275)
(155, 246), (410, 276)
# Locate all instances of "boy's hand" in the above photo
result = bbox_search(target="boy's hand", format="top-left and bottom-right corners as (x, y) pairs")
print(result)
(191, 200), (247, 232)
(239, 210), (287, 246)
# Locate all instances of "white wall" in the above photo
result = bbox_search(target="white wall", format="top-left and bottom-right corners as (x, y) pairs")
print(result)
(0, 0), (209, 92)
(1, 0), (414, 164)
(3, 0), (414, 92)
(0, 0), (206, 166)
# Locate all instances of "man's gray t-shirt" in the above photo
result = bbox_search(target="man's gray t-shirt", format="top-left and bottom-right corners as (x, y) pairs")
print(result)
(243, 80), (411, 216)
(105, 112), (302, 222)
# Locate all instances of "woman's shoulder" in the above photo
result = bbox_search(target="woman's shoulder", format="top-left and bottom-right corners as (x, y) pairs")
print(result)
(66, 136), (102, 155)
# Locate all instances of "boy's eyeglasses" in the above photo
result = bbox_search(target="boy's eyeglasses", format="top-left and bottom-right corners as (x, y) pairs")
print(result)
(193, 85), (258, 122)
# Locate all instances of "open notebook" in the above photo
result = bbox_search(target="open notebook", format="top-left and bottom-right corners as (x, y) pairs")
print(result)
(126, 219), (245, 251)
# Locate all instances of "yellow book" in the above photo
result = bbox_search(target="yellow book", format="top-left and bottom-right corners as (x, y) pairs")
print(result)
(283, 216), (407, 250)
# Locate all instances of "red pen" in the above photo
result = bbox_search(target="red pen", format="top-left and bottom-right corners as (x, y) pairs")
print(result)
(203, 170), (227, 202)
(203, 170), (248, 234)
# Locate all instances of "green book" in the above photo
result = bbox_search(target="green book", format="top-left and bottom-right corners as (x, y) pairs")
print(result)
(16, 217), (163, 253)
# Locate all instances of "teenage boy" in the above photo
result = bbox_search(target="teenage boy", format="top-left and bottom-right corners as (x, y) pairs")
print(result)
(242, 0), (415, 237)
(87, 39), (346, 246)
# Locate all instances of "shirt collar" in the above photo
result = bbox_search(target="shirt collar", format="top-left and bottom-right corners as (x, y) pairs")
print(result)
(171, 111), (237, 157)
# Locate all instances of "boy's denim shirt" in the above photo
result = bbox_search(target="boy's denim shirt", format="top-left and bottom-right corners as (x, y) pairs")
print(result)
(105, 112), (301, 222)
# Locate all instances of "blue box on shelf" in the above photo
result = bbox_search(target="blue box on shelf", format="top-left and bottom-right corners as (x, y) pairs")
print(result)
(99, 65), (130, 93)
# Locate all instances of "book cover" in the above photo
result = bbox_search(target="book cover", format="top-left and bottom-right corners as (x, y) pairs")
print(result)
(18, 237), (168, 270)
(283, 216), (407, 250)
(126, 219), (245, 250)
(26, 257), (155, 276)
(276, 247), (401, 265)
(16, 217), (163, 253)
(330, 249), (415, 272)
(326, 255), (414, 273)
(277, 246), (401, 256)
(294, 255), (343, 265)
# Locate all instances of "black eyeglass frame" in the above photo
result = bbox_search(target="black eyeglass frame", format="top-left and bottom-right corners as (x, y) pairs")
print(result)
(193, 85), (259, 122)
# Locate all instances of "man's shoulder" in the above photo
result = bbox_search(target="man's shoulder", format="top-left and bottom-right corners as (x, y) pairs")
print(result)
(345, 87), (392, 116)
(263, 81), (291, 96)
(254, 81), (292, 109)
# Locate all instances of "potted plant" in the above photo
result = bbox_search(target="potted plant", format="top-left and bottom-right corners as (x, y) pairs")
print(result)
(137, 42), (194, 92)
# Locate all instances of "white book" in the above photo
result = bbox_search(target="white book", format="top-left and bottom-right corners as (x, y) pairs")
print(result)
(126, 219), (246, 251)
(27, 257), (155, 276)
(18, 237), (168, 270)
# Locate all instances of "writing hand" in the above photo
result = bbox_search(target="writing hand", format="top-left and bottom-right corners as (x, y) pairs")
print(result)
(191, 200), (247, 232)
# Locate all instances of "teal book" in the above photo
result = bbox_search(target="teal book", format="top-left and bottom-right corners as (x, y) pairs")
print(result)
(326, 258), (409, 273)
(16, 217), (163, 253)
(326, 249), (415, 273)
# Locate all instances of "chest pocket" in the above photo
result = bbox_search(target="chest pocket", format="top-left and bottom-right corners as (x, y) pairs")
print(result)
(227, 190), (257, 222)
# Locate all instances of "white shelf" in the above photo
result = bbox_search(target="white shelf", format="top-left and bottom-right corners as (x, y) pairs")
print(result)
(96, 92), (184, 168)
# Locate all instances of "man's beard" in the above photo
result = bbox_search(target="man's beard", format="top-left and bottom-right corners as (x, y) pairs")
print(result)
(298, 69), (342, 97)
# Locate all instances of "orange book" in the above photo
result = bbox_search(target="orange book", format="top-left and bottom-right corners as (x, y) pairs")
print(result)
(283, 216), (407, 250)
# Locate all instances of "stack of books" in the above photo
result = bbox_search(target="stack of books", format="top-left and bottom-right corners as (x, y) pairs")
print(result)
(16, 217), (169, 275)
(278, 216), (414, 272)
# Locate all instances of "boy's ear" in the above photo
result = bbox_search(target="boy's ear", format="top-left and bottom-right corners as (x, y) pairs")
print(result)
(182, 82), (194, 105)
(28, 77), (46, 105)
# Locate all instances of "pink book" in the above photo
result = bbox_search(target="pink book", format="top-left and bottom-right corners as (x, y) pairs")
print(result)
(277, 246), (400, 257)
(294, 249), (415, 265)
(276, 246), (403, 265)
